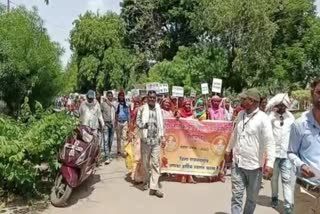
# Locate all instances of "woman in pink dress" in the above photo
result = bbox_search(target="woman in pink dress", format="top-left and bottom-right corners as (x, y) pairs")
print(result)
(208, 95), (227, 183)
(208, 95), (226, 120)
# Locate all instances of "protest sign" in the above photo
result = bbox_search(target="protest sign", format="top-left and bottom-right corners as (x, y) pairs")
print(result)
(190, 90), (196, 98)
(139, 89), (147, 97)
(201, 83), (209, 95)
(161, 119), (233, 176)
(172, 86), (184, 97)
(160, 83), (169, 94)
(146, 82), (160, 93)
(212, 78), (222, 93)
(131, 89), (139, 97)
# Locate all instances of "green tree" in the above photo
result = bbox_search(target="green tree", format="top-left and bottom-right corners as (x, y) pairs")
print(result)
(198, 0), (278, 92)
(70, 11), (138, 92)
(147, 44), (227, 94)
(0, 6), (63, 115)
(270, 0), (320, 89)
(121, 0), (200, 68)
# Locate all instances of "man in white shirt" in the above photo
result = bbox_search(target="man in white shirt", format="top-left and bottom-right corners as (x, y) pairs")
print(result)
(78, 90), (105, 131)
(267, 93), (295, 214)
(226, 88), (275, 214)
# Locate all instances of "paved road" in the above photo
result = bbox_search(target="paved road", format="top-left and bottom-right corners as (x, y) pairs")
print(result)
(44, 156), (284, 214)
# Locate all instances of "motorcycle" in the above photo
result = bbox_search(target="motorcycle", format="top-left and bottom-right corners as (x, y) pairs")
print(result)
(50, 125), (101, 207)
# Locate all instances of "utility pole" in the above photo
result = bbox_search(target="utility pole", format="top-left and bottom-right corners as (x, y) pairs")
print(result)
(7, 0), (10, 12)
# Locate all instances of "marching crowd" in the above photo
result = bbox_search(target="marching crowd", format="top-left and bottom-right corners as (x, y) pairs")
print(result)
(65, 78), (320, 214)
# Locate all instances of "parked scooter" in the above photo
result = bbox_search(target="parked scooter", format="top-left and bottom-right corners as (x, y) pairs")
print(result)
(50, 125), (101, 207)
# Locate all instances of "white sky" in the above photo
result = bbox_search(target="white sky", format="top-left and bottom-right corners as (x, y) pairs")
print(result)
(3, 0), (320, 67)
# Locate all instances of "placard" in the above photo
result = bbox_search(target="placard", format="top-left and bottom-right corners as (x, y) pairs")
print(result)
(172, 86), (184, 98)
(131, 89), (139, 97)
(146, 82), (160, 93)
(212, 78), (222, 93)
(160, 83), (169, 94)
(139, 89), (147, 97)
(201, 83), (209, 95)
(190, 90), (196, 98)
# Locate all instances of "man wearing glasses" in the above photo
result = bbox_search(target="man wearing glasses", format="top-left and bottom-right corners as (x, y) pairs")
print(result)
(288, 78), (320, 214)
(267, 93), (295, 214)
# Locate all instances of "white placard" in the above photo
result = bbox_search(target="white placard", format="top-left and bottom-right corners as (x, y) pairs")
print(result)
(160, 83), (169, 94)
(112, 90), (117, 97)
(131, 89), (139, 97)
(212, 78), (222, 93)
(190, 90), (196, 97)
(139, 89), (147, 96)
(201, 83), (209, 95)
(146, 82), (160, 92)
(172, 86), (184, 97)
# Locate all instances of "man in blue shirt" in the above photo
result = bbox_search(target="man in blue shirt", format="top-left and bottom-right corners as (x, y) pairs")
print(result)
(116, 91), (130, 157)
(288, 78), (320, 214)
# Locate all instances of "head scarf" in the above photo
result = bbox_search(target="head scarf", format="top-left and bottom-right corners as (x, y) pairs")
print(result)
(211, 95), (222, 110)
(209, 95), (225, 120)
(266, 93), (291, 112)
(195, 98), (206, 120)
(179, 99), (193, 118)
(161, 98), (173, 111)
(130, 98), (141, 122)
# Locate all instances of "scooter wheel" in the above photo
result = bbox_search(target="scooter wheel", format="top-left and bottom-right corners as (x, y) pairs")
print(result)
(50, 173), (73, 207)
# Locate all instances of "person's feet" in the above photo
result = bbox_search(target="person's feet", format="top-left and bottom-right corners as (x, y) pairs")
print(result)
(149, 190), (164, 198)
(181, 175), (187, 183)
(104, 158), (112, 165)
(142, 183), (149, 191)
(284, 206), (293, 214)
(271, 197), (278, 208)
(187, 175), (196, 184)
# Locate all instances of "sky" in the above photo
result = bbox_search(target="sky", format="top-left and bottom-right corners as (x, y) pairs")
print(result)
(3, 0), (320, 67)
(4, 0), (122, 66)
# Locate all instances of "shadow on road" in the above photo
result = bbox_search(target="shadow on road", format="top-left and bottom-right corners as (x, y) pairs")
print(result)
(65, 174), (101, 207)
(257, 195), (284, 214)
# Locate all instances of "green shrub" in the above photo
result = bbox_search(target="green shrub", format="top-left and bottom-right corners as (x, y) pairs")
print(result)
(0, 112), (76, 198)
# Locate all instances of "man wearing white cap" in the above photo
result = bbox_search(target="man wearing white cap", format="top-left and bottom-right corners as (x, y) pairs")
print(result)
(267, 93), (295, 214)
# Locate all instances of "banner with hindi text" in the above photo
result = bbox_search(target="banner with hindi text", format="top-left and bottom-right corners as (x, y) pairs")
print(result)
(161, 119), (233, 176)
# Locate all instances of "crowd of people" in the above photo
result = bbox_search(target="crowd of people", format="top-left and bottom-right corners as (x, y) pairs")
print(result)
(69, 78), (320, 214)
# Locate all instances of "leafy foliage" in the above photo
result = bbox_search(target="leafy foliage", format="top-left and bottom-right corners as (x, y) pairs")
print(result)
(0, 6), (64, 116)
(69, 11), (139, 92)
(0, 112), (76, 198)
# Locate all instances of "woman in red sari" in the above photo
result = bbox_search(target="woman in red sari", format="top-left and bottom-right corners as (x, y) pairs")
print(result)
(175, 99), (196, 183)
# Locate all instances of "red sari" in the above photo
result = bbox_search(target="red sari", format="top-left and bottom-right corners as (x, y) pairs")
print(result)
(176, 100), (196, 184)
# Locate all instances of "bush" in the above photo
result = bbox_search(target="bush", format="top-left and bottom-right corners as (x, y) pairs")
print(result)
(0, 112), (76, 198)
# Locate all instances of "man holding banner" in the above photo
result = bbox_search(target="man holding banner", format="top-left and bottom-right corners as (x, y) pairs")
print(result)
(226, 88), (275, 214)
(136, 90), (165, 198)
